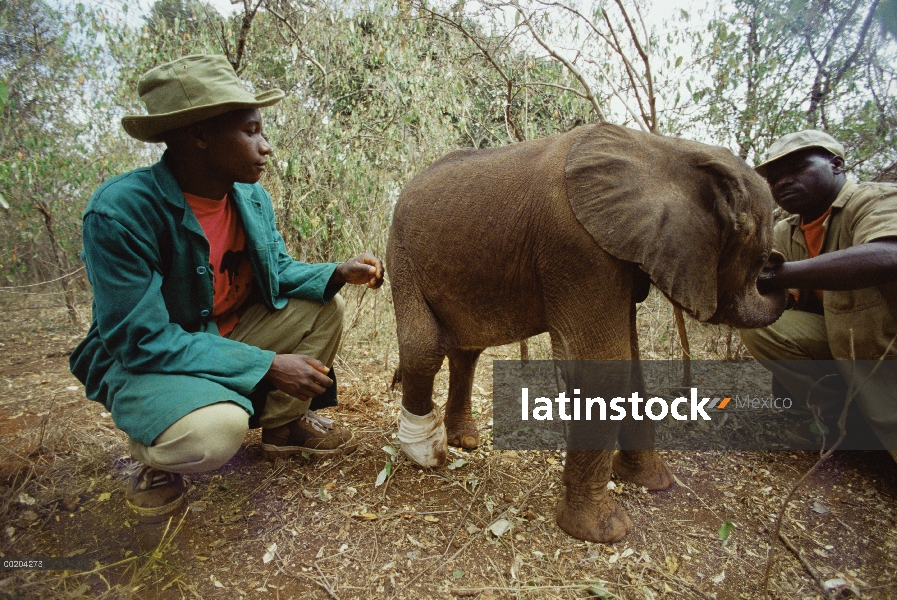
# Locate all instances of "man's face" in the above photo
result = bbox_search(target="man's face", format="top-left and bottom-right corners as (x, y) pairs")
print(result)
(762, 149), (844, 219)
(202, 108), (272, 184)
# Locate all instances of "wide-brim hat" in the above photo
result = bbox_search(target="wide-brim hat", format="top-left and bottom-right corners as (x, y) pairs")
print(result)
(122, 54), (284, 143)
(755, 130), (845, 178)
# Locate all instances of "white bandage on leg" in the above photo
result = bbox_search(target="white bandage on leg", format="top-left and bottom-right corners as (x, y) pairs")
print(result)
(398, 405), (448, 467)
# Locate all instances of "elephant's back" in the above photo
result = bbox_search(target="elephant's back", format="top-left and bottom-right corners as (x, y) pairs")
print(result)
(392, 128), (585, 237)
(386, 128), (588, 345)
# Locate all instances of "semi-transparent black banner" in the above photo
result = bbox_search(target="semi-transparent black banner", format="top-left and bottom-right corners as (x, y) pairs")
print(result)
(492, 360), (896, 451)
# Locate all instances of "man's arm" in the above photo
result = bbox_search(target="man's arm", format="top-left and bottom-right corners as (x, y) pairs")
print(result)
(759, 239), (897, 292)
(264, 253), (385, 398)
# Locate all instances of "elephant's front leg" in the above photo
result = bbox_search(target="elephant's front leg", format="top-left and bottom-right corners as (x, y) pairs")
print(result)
(556, 448), (632, 543)
(445, 348), (483, 449)
(613, 308), (674, 490)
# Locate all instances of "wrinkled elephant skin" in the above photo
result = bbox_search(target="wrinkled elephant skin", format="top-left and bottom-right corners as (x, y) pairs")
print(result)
(387, 123), (786, 542)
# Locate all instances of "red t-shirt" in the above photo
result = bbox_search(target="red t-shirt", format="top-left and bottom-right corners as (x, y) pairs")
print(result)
(184, 193), (254, 336)
(799, 207), (832, 302)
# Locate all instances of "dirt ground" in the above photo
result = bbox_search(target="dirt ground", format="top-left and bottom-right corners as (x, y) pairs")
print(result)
(1, 295), (896, 599)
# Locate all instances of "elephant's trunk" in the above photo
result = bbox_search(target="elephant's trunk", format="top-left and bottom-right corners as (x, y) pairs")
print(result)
(712, 283), (788, 329)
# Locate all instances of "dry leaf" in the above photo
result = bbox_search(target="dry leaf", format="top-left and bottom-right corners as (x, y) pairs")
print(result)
(489, 518), (511, 537)
(666, 554), (679, 574)
(263, 542), (277, 564)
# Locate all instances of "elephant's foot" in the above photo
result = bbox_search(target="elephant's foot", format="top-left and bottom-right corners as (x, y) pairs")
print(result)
(397, 405), (448, 467)
(612, 450), (674, 490)
(445, 416), (479, 449)
(555, 492), (632, 543)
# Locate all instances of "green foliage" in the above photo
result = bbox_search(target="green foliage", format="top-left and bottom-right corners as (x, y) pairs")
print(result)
(718, 519), (735, 541)
(685, 0), (897, 178)
(239, 0), (592, 262)
(879, 0), (897, 39)
(5, 0), (895, 298)
(0, 0), (137, 288)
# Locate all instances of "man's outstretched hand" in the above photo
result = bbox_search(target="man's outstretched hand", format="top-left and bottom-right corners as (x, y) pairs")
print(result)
(264, 354), (332, 400)
(332, 253), (385, 289)
(757, 241), (897, 294)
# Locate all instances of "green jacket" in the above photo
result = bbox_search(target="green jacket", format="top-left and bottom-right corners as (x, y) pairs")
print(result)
(70, 154), (338, 442)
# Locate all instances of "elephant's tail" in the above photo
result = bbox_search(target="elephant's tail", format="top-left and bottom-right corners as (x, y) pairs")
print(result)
(390, 368), (402, 390)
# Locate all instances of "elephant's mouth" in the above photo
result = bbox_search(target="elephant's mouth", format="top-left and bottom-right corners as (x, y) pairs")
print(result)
(711, 286), (788, 329)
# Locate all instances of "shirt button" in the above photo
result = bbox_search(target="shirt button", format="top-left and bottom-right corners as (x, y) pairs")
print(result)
(196, 266), (207, 275)
(200, 309), (210, 317)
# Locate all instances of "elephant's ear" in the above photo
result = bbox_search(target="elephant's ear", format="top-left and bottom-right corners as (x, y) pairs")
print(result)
(565, 124), (745, 321)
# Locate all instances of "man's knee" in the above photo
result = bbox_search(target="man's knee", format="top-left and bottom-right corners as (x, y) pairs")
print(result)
(141, 402), (249, 474)
(740, 310), (832, 361)
(190, 409), (248, 471)
(738, 325), (775, 360)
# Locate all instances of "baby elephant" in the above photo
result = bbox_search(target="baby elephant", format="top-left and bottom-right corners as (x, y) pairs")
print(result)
(387, 123), (786, 542)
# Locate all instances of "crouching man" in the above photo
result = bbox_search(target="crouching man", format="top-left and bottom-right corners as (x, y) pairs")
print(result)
(70, 54), (384, 522)
(739, 130), (897, 460)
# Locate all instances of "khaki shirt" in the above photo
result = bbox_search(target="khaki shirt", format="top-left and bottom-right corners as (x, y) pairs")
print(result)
(773, 181), (897, 360)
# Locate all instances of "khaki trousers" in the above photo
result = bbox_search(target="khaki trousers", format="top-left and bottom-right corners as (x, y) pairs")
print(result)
(129, 295), (345, 473)
(740, 309), (897, 462)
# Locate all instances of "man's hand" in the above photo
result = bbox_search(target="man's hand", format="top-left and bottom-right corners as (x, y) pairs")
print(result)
(757, 250), (787, 294)
(333, 253), (385, 289)
(264, 354), (332, 399)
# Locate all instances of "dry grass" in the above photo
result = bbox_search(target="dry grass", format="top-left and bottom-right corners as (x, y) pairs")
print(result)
(0, 291), (895, 599)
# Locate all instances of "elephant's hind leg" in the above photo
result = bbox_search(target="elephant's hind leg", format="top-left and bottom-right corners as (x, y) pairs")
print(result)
(445, 348), (482, 449)
(392, 272), (449, 467)
(556, 449), (632, 543)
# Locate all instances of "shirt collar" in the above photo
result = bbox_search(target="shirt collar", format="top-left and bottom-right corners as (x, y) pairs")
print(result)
(831, 180), (857, 209)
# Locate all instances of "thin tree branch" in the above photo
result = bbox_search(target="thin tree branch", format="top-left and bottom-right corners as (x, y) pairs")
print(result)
(522, 80), (589, 99)
(829, 0), (881, 91)
(513, 3), (607, 122)
(414, 2), (525, 141)
(265, 5), (328, 90)
(612, 0), (655, 130)
(231, 0), (264, 73)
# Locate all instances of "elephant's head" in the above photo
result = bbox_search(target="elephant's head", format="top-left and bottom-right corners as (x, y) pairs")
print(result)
(565, 124), (786, 328)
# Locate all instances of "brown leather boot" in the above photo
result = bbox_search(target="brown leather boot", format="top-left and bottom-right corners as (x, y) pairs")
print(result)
(261, 410), (355, 459)
(125, 465), (186, 524)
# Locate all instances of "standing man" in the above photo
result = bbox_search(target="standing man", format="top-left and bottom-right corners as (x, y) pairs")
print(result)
(740, 130), (897, 460)
(70, 55), (384, 522)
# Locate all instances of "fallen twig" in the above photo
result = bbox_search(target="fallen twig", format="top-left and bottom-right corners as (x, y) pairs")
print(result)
(779, 532), (829, 596)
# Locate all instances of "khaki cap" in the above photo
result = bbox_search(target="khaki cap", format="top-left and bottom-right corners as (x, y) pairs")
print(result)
(121, 54), (284, 143)
(755, 130), (845, 178)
